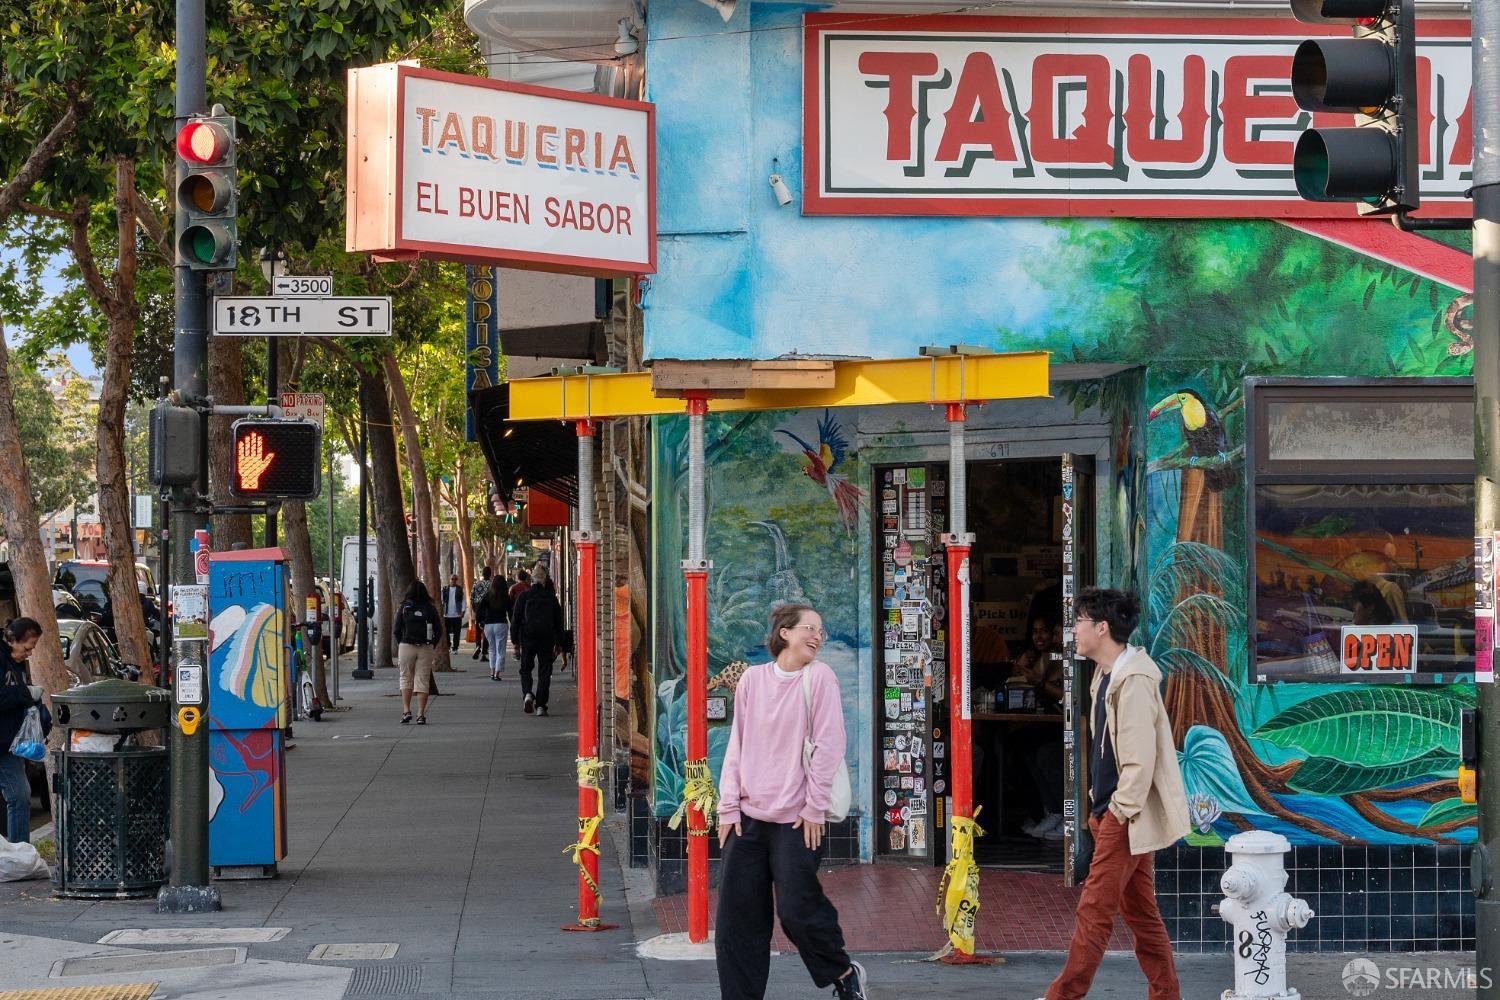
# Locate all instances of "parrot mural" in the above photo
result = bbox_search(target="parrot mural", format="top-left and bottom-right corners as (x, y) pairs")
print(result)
(775, 409), (866, 530)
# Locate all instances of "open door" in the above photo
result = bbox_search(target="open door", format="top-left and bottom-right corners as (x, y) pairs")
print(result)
(1060, 452), (1094, 887)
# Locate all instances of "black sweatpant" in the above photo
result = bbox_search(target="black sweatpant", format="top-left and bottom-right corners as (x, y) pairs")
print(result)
(444, 617), (462, 651)
(715, 816), (851, 999)
(519, 643), (554, 709)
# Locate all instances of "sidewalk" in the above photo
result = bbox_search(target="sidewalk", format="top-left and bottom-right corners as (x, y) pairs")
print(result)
(0, 647), (1480, 999)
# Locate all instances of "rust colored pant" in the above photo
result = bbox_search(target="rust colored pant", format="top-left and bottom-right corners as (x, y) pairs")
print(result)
(1045, 811), (1180, 1000)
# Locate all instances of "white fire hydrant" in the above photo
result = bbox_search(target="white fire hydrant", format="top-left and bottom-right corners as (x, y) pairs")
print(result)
(1218, 830), (1314, 1000)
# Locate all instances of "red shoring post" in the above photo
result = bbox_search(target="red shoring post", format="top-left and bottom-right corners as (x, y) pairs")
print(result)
(562, 418), (617, 932)
(683, 394), (711, 944)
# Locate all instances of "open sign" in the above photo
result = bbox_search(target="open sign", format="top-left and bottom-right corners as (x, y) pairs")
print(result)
(1340, 625), (1419, 675)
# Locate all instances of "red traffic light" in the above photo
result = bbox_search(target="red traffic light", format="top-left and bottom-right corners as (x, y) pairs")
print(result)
(177, 120), (230, 165)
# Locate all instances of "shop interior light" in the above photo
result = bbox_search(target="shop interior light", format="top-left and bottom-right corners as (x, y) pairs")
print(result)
(615, 18), (639, 56)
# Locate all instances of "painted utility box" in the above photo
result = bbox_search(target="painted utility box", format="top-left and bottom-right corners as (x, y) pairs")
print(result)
(207, 548), (291, 878)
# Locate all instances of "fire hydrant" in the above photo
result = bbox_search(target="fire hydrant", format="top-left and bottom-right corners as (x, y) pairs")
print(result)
(1218, 830), (1314, 1000)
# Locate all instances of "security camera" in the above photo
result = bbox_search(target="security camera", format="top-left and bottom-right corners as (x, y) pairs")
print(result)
(696, 0), (736, 22)
(768, 173), (794, 207)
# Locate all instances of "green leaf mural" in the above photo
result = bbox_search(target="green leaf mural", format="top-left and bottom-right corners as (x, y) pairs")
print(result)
(1252, 688), (1465, 766)
(1287, 749), (1457, 796)
(1418, 797), (1478, 828)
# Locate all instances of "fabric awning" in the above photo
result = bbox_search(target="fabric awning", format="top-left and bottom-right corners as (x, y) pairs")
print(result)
(470, 383), (577, 507)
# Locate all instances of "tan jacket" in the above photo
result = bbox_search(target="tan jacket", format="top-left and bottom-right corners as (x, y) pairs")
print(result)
(1086, 646), (1190, 855)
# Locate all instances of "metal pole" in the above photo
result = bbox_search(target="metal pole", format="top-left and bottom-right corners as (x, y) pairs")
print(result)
(1473, 0), (1500, 990)
(327, 432), (339, 705)
(939, 402), (987, 961)
(563, 420), (616, 933)
(265, 340), (278, 548)
(353, 381), (373, 679)
(683, 395), (711, 944)
(159, 0), (220, 914)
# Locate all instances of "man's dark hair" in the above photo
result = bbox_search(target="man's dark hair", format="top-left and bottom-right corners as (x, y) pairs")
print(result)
(518, 569), (531, 583)
(1075, 587), (1140, 644)
(481, 566), (492, 580)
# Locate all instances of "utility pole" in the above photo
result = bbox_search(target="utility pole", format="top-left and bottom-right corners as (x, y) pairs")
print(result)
(1474, 3), (1500, 993)
(327, 430), (339, 704)
(265, 341), (278, 547)
(158, 0), (220, 914)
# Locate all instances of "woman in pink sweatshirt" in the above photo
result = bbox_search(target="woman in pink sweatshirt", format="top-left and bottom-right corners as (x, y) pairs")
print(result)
(714, 604), (869, 1000)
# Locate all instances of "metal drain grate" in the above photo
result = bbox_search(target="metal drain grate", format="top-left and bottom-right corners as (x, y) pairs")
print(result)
(343, 964), (422, 996)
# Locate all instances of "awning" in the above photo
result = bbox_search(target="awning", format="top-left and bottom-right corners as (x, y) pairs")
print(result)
(470, 383), (577, 507)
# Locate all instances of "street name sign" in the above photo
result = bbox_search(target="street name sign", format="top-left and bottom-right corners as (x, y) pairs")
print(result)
(213, 296), (392, 336)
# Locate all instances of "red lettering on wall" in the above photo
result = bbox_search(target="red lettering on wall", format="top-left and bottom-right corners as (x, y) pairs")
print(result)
(858, 51), (941, 162)
(1124, 54), (1209, 164)
(935, 53), (1017, 164)
(1028, 54), (1115, 165)
(1453, 90), (1473, 165)
(1221, 55), (1297, 165)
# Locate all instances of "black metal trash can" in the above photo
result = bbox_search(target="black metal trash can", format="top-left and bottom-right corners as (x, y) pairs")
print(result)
(50, 679), (171, 899)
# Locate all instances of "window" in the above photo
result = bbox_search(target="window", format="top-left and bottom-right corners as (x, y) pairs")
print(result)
(1248, 380), (1474, 684)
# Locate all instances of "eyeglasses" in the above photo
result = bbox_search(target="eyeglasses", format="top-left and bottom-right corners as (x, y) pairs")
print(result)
(1075, 617), (1104, 627)
(787, 624), (828, 641)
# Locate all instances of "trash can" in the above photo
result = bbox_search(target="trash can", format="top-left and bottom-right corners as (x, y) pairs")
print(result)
(50, 679), (172, 899)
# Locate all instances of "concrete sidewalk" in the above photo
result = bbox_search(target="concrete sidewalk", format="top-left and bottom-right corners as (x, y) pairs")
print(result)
(0, 649), (1481, 998)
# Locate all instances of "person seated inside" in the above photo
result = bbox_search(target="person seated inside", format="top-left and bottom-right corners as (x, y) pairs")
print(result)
(1010, 614), (1066, 840)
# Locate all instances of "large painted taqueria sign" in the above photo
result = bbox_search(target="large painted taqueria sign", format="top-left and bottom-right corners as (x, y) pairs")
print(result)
(803, 14), (1470, 218)
(347, 63), (655, 275)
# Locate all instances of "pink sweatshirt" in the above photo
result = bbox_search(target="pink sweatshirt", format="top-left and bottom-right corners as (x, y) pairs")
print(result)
(717, 660), (846, 826)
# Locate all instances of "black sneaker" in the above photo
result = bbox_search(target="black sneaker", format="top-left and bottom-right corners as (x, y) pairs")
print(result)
(832, 962), (868, 1000)
(523, 694), (534, 714)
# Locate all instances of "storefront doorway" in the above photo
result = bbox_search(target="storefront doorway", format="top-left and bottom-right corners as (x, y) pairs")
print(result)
(873, 453), (1094, 876)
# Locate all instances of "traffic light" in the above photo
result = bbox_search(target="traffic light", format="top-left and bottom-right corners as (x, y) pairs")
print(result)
(1290, 0), (1419, 214)
(175, 111), (238, 270)
(229, 419), (321, 500)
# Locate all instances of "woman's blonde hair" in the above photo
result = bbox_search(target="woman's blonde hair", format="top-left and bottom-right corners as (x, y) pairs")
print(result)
(766, 603), (816, 655)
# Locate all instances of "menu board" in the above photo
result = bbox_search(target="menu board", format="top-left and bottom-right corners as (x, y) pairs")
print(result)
(877, 465), (948, 858)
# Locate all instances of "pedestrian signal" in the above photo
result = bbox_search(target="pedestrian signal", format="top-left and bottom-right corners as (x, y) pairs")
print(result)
(230, 419), (320, 500)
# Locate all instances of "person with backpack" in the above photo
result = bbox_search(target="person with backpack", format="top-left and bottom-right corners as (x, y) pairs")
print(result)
(714, 603), (867, 1000)
(0, 617), (45, 844)
(478, 574), (513, 681)
(511, 564), (563, 716)
(393, 581), (442, 725)
(470, 567), (493, 661)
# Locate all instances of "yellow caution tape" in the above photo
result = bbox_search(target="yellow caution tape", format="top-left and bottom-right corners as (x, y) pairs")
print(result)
(563, 756), (608, 904)
(936, 806), (984, 956)
(668, 758), (718, 837)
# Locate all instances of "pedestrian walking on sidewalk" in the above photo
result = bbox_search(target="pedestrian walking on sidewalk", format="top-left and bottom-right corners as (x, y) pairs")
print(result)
(470, 567), (493, 661)
(507, 569), (531, 658)
(440, 574), (466, 652)
(394, 582), (442, 725)
(512, 564), (562, 717)
(715, 604), (867, 1000)
(1040, 587), (1189, 1000)
(0, 617), (45, 844)
(478, 577), (513, 680)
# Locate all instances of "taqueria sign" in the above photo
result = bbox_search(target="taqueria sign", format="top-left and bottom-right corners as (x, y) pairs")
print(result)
(347, 63), (655, 275)
(803, 14), (1470, 218)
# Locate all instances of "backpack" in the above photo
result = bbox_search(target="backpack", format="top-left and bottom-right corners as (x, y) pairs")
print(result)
(399, 601), (436, 645)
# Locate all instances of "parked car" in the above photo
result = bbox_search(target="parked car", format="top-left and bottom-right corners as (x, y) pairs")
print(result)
(54, 559), (162, 666)
(0, 564), (91, 624)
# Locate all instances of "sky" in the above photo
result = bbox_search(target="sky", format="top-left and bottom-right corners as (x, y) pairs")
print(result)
(0, 241), (99, 379)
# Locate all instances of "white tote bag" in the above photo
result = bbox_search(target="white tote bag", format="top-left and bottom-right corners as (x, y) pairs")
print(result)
(800, 667), (851, 822)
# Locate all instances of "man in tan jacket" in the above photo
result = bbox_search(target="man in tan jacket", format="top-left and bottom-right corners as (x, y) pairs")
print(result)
(1042, 587), (1190, 1000)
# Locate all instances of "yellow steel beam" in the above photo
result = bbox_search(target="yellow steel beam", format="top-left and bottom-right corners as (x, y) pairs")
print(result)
(508, 352), (1050, 421)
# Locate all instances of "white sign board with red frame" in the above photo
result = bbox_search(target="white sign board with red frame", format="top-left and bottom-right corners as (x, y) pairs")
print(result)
(802, 14), (1471, 218)
(347, 63), (655, 276)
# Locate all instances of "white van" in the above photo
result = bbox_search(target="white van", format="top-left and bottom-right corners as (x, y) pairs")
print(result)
(339, 535), (381, 649)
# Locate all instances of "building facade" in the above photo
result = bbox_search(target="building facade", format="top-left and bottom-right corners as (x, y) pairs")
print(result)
(467, 0), (1480, 954)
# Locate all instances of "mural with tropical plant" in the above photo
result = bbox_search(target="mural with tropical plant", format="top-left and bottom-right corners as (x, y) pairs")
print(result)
(651, 216), (1477, 844)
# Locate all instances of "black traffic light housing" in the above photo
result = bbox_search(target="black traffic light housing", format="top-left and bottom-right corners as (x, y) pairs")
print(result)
(1290, 0), (1419, 214)
(229, 419), (321, 500)
(174, 109), (238, 270)
(149, 401), (201, 487)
